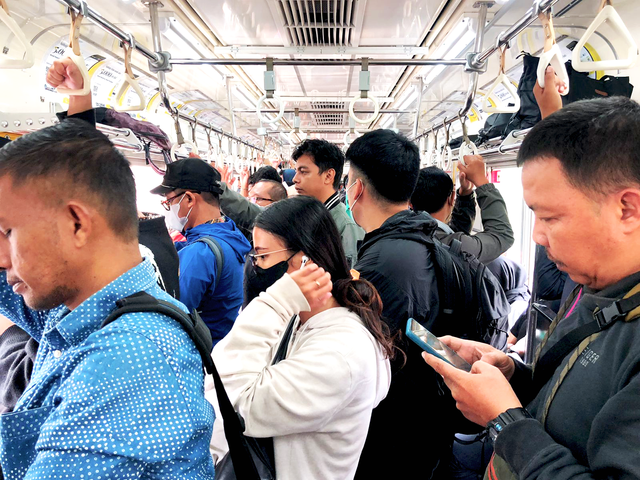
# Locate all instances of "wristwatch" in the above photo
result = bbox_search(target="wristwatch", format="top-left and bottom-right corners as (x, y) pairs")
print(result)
(486, 408), (533, 442)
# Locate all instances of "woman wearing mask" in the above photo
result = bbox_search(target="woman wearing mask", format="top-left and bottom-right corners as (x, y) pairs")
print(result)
(208, 196), (394, 480)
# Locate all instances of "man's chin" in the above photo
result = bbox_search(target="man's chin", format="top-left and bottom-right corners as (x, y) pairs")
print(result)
(23, 286), (77, 311)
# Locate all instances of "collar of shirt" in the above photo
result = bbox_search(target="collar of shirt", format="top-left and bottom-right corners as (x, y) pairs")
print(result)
(436, 219), (455, 235)
(324, 192), (341, 211)
(42, 259), (157, 351)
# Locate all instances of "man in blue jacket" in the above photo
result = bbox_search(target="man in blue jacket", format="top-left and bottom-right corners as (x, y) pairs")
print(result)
(152, 158), (251, 345)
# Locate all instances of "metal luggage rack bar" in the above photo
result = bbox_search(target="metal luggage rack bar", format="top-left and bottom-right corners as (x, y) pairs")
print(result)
(55, 0), (557, 153)
(54, 0), (265, 153)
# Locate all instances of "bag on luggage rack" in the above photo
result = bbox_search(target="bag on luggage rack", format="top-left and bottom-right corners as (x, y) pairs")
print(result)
(476, 54), (542, 145)
(96, 108), (173, 173)
(562, 59), (634, 105)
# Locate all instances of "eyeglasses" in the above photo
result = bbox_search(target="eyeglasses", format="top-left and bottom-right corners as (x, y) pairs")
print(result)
(160, 193), (185, 211)
(250, 196), (275, 205)
(249, 248), (295, 267)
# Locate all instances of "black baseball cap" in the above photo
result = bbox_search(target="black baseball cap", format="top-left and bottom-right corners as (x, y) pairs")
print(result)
(151, 158), (223, 196)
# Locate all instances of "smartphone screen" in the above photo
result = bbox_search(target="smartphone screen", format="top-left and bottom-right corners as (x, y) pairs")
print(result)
(406, 319), (472, 372)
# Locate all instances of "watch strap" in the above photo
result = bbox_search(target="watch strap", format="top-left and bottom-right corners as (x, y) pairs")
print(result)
(487, 407), (533, 442)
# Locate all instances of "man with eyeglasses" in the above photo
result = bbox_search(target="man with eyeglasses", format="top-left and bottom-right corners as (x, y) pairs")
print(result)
(216, 178), (288, 244)
(219, 140), (363, 268)
(152, 158), (251, 346)
(249, 179), (288, 208)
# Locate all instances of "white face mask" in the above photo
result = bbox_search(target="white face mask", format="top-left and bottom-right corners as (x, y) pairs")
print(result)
(164, 194), (192, 232)
(346, 179), (362, 211)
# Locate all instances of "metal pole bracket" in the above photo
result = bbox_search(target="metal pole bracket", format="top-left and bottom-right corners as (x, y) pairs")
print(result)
(465, 51), (488, 73)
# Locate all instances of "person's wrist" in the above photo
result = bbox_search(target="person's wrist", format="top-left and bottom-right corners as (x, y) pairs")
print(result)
(458, 186), (474, 197)
(486, 407), (532, 442)
(472, 177), (489, 187)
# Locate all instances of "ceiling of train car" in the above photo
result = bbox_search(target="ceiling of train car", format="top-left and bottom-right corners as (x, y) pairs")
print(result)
(5, 0), (638, 153)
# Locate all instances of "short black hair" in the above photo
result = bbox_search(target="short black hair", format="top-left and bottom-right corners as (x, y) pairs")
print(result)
(292, 139), (345, 190)
(411, 167), (454, 214)
(0, 119), (138, 242)
(249, 166), (281, 187)
(518, 96), (640, 195)
(346, 129), (420, 204)
(257, 179), (288, 202)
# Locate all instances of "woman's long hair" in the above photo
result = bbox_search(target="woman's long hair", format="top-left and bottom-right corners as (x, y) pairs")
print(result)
(254, 196), (396, 359)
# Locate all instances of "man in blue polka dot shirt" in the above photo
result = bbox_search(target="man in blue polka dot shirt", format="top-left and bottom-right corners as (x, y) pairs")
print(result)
(0, 118), (215, 479)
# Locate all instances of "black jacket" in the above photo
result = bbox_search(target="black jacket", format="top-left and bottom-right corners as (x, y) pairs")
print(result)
(354, 210), (467, 480)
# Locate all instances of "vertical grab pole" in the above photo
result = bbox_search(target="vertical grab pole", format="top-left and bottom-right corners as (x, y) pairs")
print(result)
(412, 76), (424, 139)
(147, 1), (170, 111)
(226, 75), (237, 138)
(459, 1), (490, 118)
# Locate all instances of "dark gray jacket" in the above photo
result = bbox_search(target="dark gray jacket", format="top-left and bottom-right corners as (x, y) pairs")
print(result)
(0, 326), (37, 413)
(497, 271), (640, 479)
(435, 183), (514, 264)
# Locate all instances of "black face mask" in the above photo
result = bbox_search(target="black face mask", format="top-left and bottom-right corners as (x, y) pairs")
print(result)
(243, 256), (294, 308)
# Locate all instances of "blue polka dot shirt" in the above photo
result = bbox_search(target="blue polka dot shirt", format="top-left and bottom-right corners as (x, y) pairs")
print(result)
(0, 259), (215, 479)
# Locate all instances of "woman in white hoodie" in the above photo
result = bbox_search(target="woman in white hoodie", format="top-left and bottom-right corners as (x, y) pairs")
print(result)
(209, 196), (395, 480)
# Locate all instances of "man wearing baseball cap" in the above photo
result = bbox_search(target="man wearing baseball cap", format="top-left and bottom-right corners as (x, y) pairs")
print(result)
(152, 158), (251, 346)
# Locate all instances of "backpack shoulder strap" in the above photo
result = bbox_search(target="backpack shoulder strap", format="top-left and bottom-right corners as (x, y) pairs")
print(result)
(532, 286), (640, 393)
(101, 291), (215, 372)
(195, 236), (225, 291)
(100, 292), (261, 479)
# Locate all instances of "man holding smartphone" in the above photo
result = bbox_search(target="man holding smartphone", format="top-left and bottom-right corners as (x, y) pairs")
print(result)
(424, 87), (640, 479)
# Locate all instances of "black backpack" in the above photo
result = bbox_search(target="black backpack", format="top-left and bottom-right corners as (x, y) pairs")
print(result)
(388, 232), (511, 350)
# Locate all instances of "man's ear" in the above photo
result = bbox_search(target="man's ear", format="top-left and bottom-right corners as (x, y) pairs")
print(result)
(64, 201), (93, 248)
(324, 168), (336, 187)
(448, 190), (456, 207)
(184, 191), (197, 207)
(618, 188), (640, 234)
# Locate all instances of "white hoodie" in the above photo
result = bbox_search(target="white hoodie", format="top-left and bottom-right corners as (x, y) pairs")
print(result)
(208, 273), (391, 480)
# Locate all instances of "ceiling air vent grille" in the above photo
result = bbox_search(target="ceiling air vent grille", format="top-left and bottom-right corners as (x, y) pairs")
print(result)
(311, 101), (346, 126)
(277, 0), (356, 47)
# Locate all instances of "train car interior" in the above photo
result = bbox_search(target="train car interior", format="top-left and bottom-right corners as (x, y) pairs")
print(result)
(1, 0), (639, 361)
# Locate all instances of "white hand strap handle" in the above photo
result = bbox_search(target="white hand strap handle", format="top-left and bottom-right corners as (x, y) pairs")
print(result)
(288, 128), (307, 145)
(482, 45), (520, 114)
(56, 11), (91, 96)
(343, 129), (361, 146)
(256, 94), (285, 124)
(349, 93), (380, 124)
(458, 142), (479, 166)
(56, 50), (91, 96)
(482, 73), (520, 113)
(441, 146), (452, 172)
(170, 140), (199, 161)
(536, 10), (569, 95)
(571, 3), (638, 72)
(0, 1), (34, 69)
(115, 40), (145, 112)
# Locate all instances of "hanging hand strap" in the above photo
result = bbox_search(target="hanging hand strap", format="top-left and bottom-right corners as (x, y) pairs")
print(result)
(68, 8), (83, 56)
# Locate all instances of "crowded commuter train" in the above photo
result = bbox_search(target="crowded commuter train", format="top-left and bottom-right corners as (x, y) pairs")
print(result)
(1, 0), (639, 478)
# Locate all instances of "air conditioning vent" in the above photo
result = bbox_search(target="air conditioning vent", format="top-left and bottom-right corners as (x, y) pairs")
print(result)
(310, 101), (346, 126)
(277, 0), (357, 47)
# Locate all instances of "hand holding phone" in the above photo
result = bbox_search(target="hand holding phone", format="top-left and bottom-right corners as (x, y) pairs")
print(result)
(405, 319), (472, 372)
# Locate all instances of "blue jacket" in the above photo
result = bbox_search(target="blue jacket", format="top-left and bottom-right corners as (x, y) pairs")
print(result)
(175, 218), (251, 345)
